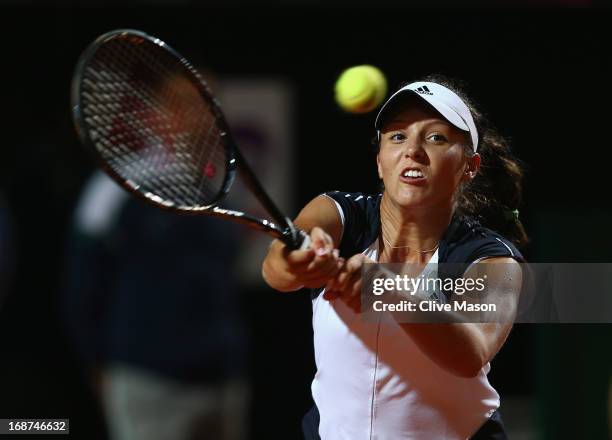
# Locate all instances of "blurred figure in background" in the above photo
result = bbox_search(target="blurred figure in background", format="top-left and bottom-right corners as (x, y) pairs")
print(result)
(62, 171), (250, 440)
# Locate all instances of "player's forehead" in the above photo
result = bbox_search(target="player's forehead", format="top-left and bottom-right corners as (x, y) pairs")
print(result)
(380, 98), (453, 131)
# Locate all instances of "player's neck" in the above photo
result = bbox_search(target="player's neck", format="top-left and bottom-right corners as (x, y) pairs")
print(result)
(379, 194), (453, 263)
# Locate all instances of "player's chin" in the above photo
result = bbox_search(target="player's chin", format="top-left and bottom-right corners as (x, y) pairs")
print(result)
(389, 188), (430, 210)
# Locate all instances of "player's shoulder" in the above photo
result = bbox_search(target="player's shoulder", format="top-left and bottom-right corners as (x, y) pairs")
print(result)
(322, 190), (382, 229)
(440, 215), (524, 264)
(322, 191), (382, 212)
(321, 191), (382, 257)
(323, 190), (382, 201)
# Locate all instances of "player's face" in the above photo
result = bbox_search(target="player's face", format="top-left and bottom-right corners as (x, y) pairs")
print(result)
(377, 102), (478, 211)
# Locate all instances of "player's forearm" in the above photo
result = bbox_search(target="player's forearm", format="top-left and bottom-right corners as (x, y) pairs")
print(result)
(397, 321), (493, 378)
(385, 288), (506, 377)
(379, 260), (518, 377)
(387, 294), (486, 376)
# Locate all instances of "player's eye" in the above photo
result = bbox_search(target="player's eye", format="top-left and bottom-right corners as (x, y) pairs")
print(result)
(426, 133), (448, 143)
(388, 132), (406, 142)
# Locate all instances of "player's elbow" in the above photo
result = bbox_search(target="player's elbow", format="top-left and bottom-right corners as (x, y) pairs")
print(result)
(452, 360), (484, 378)
(450, 351), (488, 378)
(437, 342), (488, 378)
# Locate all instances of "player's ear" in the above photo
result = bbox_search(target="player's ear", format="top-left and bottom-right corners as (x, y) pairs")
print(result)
(462, 152), (481, 182)
(376, 153), (383, 180)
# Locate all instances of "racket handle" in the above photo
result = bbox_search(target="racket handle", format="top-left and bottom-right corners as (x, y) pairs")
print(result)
(283, 218), (311, 250)
(298, 230), (311, 250)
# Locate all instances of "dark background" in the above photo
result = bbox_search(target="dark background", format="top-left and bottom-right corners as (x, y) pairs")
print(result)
(0, 2), (611, 439)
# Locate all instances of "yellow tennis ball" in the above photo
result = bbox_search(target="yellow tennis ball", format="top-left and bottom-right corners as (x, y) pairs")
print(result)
(335, 65), (388, 114)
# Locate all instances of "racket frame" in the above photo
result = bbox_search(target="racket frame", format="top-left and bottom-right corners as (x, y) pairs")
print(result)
(71, 29), (307, 249)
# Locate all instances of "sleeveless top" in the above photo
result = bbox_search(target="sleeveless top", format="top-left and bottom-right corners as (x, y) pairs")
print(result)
(310, 191), (523, 440)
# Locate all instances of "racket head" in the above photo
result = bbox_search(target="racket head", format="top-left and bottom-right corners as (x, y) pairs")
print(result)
(71, 29), (236, 213)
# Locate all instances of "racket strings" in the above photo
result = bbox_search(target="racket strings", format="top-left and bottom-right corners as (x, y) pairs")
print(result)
(87, 72), (201, 206)
(132, 47), (226, 201)
(79, 34), (229, 208)
(107, 43), (206, 197)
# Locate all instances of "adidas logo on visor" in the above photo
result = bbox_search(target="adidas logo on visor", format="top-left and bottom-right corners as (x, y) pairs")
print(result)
(415, 85), (433, 95)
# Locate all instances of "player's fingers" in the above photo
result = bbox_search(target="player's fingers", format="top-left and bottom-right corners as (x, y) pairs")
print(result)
(351, 278), (363, 301)
(318, 255), (344, 279)
(310, 227), (334, 256)
(323, 259), (346, 298)
(305, 248), (341, 273)
(346, 253), (366, 272)
(284, 247), (316, 266)
(326, 252), (369, 296)
(335, 254), (362, 290)
(340, 270), (362, 299)
(335, 255), (365, 292)
(323, 289), (339, 300)
(342, 277), (363, 311)
(303, 257), (345, 288)
(325, 272), (340, 294)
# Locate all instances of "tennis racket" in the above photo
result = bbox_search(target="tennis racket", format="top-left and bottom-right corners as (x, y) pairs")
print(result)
(71, 29), (309, 250)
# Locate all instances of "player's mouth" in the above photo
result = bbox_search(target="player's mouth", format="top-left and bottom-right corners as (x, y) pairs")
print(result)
(399, 167), (426, 185)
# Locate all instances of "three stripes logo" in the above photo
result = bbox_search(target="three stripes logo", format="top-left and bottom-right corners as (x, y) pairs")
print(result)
(415, 85), (433, 95)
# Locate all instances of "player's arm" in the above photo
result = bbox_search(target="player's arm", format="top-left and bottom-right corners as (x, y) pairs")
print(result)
(326, 255), (521, 377)
(262, 195), (344, 292)
(396, 257), (522, 378)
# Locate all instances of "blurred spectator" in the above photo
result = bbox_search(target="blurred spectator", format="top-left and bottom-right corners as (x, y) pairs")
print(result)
(62, 171), (250, 440)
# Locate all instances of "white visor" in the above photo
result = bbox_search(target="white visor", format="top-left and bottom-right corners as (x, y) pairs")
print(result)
(374, 81), (479, 152)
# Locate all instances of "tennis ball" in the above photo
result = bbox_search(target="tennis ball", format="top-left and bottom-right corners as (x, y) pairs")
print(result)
(335, 65), (388, 114)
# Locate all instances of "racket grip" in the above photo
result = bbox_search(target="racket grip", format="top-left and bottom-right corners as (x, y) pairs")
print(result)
(298, 230), (311, 250)
(284, 218), (311, 250)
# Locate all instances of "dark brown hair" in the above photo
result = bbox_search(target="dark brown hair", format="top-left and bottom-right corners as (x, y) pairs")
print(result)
(380, 74), (529, 248)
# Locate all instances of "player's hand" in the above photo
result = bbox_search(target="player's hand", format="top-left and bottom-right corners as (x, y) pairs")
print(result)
(324, 253), (375, 313)
(282, 227), (344, 288)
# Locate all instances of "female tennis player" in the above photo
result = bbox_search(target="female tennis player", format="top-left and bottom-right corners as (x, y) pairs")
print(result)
(262, 75), (527, 440)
